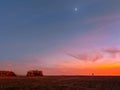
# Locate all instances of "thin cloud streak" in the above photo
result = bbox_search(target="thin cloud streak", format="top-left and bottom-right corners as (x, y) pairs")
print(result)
(102, 48), (120, 58)
(67, 47), (120, 62)
(67, 52), (103, 62)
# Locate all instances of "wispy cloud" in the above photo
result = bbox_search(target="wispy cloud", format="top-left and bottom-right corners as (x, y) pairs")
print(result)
(67, 52), (103, 62)
(67, 47), (120, 62)
(102, 47), (120, 58)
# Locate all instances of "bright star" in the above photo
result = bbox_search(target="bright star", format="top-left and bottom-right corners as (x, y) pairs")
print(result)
(74, 8), (78, 12)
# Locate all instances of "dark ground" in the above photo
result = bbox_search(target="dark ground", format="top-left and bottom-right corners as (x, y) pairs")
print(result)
(0, 76), (120, 90)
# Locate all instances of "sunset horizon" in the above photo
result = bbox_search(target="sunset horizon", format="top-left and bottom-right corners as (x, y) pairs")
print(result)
(0, 0), (120, 76)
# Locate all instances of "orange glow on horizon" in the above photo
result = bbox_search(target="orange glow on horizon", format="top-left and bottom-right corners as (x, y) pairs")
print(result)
(52, 58), (120, 75)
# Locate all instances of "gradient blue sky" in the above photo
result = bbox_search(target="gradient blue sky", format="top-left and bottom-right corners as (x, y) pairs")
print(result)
(0, 0), (120, 75)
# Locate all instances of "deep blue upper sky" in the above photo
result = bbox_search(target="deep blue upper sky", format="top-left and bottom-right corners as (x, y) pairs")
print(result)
(0, 0), (120, 74)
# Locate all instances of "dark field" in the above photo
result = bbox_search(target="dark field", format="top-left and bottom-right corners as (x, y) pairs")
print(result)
(0, 76), (120, 90)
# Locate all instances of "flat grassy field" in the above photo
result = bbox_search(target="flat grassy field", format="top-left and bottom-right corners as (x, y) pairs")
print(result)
(0, 76), (120, 90)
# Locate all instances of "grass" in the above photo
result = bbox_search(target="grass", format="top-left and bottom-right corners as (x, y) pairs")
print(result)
(0, 76), (120, 90)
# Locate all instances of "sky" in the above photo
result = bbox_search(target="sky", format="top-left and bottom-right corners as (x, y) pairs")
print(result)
(0, 0), (120, 75)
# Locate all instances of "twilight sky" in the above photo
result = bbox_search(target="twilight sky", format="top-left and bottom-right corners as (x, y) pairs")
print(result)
(0, 0), (120, 75)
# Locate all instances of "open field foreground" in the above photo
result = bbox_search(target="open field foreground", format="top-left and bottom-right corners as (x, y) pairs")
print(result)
(0, 76), (120, 90)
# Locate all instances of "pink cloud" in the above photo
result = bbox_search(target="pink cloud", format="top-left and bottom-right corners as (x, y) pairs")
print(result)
(67, 52), (103, 62)
(102, 47), (120, 58)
